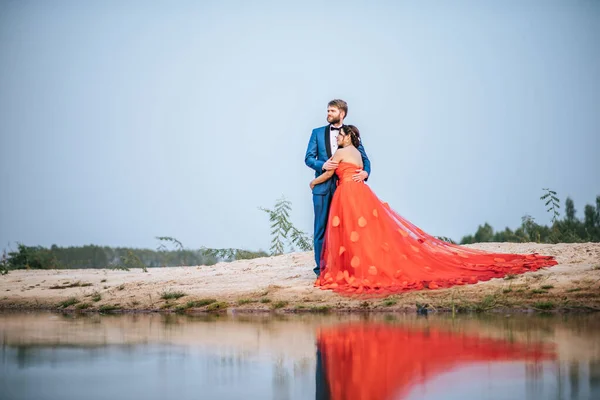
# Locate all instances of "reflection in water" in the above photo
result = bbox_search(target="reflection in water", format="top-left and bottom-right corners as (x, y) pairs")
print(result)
(316, 346), (331, 400)
(316, 323), (554, 400)
(1, 312), (599, 400)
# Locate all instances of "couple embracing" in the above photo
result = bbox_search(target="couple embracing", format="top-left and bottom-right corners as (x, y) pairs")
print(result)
(305, 99), (557, 296)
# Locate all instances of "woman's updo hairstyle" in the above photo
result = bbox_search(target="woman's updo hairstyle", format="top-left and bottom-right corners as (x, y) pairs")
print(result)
(341, 124), (361, 148)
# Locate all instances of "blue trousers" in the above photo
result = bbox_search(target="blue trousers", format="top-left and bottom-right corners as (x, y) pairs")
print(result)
(315, 346), (330, 399)
(312, 184), (336, 276)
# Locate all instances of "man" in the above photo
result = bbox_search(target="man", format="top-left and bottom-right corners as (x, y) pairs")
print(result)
(304, 99), (371, 276)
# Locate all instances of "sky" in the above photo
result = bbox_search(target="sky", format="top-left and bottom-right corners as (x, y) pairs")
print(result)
(1, 0), (599, 252)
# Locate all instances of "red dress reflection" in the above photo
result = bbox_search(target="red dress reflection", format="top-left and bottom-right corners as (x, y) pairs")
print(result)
(316, 323), (554, 400)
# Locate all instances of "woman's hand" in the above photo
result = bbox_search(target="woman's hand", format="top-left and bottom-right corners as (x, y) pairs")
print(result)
(309, 180), (316, 190)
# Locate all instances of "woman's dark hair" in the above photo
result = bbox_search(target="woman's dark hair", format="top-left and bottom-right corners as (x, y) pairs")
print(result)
(341, 124), (361, 148)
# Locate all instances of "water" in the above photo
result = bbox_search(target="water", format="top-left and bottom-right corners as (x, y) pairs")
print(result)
(1, 312), (599, 400)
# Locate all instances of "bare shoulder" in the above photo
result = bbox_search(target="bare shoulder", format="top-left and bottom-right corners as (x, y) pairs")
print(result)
(332, 147), (348, 162)
(347, 147), (363, 167)
(349, 147), (361, 157)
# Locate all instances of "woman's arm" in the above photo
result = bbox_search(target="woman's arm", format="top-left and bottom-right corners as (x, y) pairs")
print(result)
(309, 169), (335, 190)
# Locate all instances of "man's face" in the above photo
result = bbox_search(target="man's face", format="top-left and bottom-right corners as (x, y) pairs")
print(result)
(327, 106), (344, 125)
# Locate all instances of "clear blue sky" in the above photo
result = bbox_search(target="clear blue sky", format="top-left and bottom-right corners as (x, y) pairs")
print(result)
(1, 0), (598, 252)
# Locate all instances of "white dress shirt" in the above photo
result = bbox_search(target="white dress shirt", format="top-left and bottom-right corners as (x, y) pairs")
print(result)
(329, 125), (341, 155)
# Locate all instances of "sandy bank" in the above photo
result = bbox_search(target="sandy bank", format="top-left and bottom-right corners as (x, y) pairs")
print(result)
(1, 243), (599, 313)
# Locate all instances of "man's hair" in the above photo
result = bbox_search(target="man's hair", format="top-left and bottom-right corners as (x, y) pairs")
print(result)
(328, 99), (348, 118)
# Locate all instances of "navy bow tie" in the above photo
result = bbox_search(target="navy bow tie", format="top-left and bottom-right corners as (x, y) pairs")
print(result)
(330, 126), (341, 131)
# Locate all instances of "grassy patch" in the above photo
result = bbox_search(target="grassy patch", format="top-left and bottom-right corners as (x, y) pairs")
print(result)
(502, 288), (513, 294)
(57, 297), (79, 308)
(50, 281), (93, 289)
(272, 301), (289, 309)
(206, 302), (228, 312)
(236, 299), (256, 305)
(572, 292), (598, 299)
(160, 290), (186, 300)
(260, 298), (271, 304)
(531, 289), (548, 295)
(359, 301), (370, 309)
(566, 288), (582, 293)
(110, 265), (129, 271)
(76, 303), (91, 310)
(541, 285), (554, 290)
(91, 292), (102, 302)
(310, 305), (331, 313)
(504, 274), (516, 281)
(186, 299), (216, 308)
(99, 304), (120, 313)
(474, 295), (496, 312)
(382, 297), (398, 307)
(533, 301), (555, 311)
(100, 279), (107, 283)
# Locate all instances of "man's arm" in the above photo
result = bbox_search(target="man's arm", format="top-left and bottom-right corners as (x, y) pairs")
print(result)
(357, 142), (371, 181)
(310, 149), (343, 189)
(305, 129), (325, 173)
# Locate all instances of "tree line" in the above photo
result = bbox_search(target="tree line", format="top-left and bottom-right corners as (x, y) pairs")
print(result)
(1, 243), (270, 272)
(2, 193), (597, 273)
(460, 194), (600, 244)
(0, 197), (308, 272)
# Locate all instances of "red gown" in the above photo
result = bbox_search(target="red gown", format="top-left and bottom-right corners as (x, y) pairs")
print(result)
(315, 162), (558, 295)
(317, 323), (554, 400)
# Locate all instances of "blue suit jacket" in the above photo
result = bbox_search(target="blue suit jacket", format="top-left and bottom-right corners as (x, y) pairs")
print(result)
(305, 125), (371, 195)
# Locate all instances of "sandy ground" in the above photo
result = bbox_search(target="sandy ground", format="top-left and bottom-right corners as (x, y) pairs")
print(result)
(0, 242), (599, 313)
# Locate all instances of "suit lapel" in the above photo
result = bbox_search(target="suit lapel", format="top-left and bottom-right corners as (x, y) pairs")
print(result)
(325, 125), (332, 158)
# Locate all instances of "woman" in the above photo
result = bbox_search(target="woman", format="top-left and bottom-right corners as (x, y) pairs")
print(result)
(310, 125), (557, 295)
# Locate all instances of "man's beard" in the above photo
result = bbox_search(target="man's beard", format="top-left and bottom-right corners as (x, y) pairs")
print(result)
(328, 116), (341, 125)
